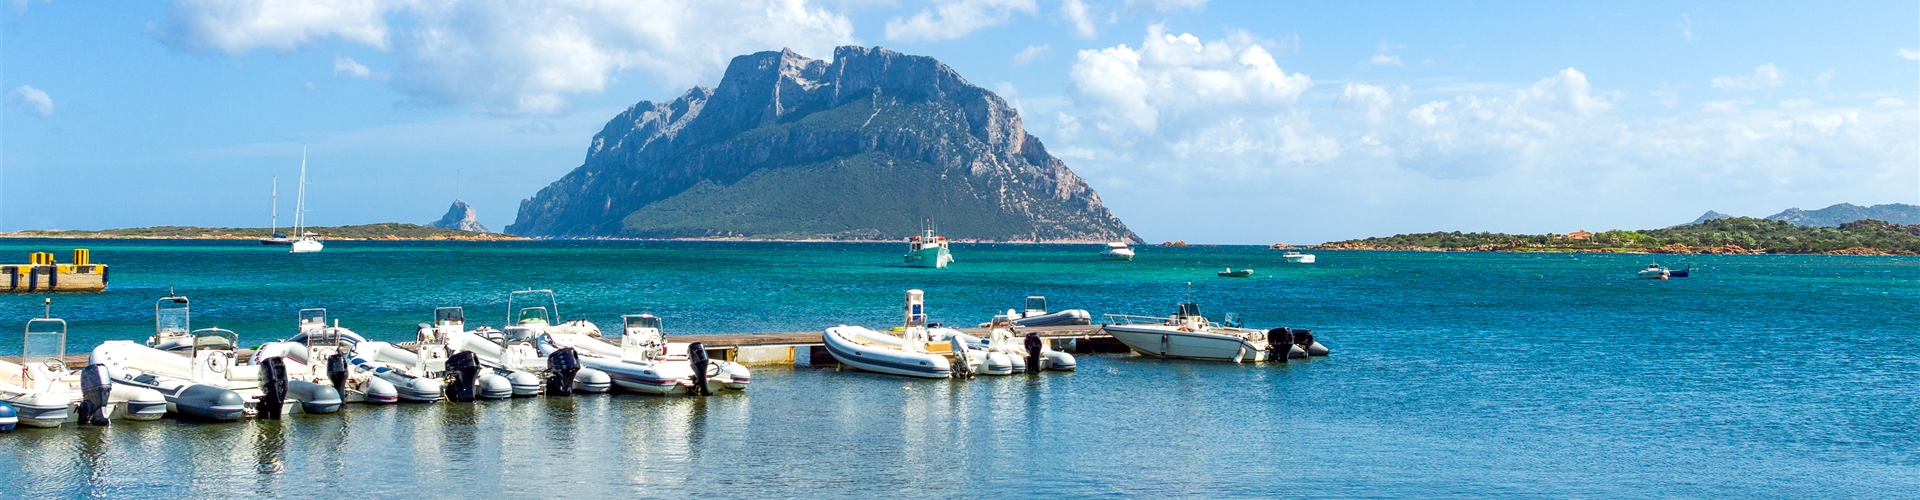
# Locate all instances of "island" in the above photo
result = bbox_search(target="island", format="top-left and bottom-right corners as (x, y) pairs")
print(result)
(1313, 217), (1920, 255)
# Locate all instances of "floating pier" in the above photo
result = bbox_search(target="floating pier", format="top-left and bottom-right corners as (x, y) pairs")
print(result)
(3, 249), (108, 293)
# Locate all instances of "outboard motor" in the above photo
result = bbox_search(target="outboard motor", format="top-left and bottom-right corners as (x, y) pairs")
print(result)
(1267, 328), (1292, 363)
(688, 342), (712, 396)
(545, 347), (580, 396)
(446, 350), (481, 402)
(80, 363), (113, 426)
(1291, 329), (1313, 359)
(1024, 332), (1042, 374)
(257, 357), (288, 419)
(326, 353), (350, 397)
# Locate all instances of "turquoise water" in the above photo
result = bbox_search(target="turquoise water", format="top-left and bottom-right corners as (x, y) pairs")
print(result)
(2, 239), (1917, 497)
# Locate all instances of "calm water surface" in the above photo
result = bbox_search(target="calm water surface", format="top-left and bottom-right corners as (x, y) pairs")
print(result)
(1, 240), (1915, 497)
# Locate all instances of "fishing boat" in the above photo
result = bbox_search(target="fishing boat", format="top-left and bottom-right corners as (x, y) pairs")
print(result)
(1101, 242), (1135, 261)
(979, 296), (1091, 327)
(822, 290), (953, 378)
(1283, 251), (1316, 264)
(1637, 264), (1670, 280)
(289, 148), (323, 253)
(1218, 268), (1253, 278)
(260, 176), (291, 245)
(904, 225), (954, 268)
(1103, 300), (1275, 363)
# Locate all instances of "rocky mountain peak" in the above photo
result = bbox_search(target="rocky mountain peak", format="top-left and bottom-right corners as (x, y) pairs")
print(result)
(431, 199), (489, 233)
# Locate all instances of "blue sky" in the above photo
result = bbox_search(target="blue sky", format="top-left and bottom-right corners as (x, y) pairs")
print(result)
(3, 0), (1915, 243)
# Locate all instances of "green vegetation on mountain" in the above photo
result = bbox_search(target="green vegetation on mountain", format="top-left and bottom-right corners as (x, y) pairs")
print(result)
(3, 223), (522, 240)
(1316, 217), (1920, 255)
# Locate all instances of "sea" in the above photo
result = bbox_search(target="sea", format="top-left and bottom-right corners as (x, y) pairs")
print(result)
(1, 239), (1915, 497)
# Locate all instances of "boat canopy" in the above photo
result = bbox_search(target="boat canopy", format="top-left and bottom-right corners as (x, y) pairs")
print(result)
(191, 328), (238, 352)
(435, 307), (465, 326)
(1024, 296), (1048, 315)
(623, 314), (662, 331)
(1177, 301), (1201, 318)
(517, 307), (550, 325)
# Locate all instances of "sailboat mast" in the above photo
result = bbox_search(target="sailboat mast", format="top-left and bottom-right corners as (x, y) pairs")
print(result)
(295, 147), (307, 233)
(270, 176), (278, 234)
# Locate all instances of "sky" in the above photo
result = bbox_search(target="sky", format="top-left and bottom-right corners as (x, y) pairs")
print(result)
(2, 0), (1916, 244)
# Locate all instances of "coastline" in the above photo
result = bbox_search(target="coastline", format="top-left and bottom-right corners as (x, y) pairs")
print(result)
(1306, 242), (1913, 256)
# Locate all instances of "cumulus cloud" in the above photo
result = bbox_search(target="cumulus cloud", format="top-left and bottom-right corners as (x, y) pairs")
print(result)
(155, 0), (858, 115)
(1067, 25), (1311, 133)
(1061, 0), (1096, 39)
(1044, 26), (1914, 243)
(1012, 44), (1051, 65)
(1124, 0), (1205, 12)
(1898, 48), (1920, 61)
(1711, 63), (1784, 91)
(883, 0), (1037, 42)
(332, 55), (382, 79)
(6, 85), (54, 117)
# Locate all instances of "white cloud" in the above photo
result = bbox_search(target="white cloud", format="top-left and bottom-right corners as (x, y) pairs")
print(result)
(1778, 98), (1815, 109)
(883, 0), (1037, 42)
(1874, 97), (1909, 107)
(155, 0), (858, 115)
(1012, 44), (1051, 65)
(1061, 0), (1096, 39)
(6, 85), (54, 117)
(1123, 0), (1205, 12)
(332, 55), (381, 79)
(1679, 14), (1692, 40)
(1339, 82), (1393, 120)
(1701, 99), (1745, 113)
(1711, 63), (1784, 91)
(1367, 42), (1405, 66)
(1067, 25), (1311, 133)
(1898, 48), (1920, 61)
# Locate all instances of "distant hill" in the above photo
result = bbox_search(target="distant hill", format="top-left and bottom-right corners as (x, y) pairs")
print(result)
(1317, 217), (1920, 255)
(2, 223), (521, 240)
(1688, 210), (1735, 225)
(506, 46), (1138, 242)
(430, 199), (490, 233)
(1763, 203), (1920, 227)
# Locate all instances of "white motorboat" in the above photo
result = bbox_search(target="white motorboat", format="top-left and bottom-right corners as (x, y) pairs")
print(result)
(147, 293), (194, 351)
(279, 308), (437, 403)
(822, 290), (954, 378)
(1101, 242), (1136, 261)
(288, 147), (323, 253)
(980, 296), (1091, 327)
(0, 312), (97, 427)
(927, 327), (1013, 376)
(1102, 301), (1273, 363)
(559, 313), (750, 394)
(904, 226), (953, 268)
(500, 290), (611, 394)
(421, 307), (544, 397)
(1284, 251), (1316, 264)
(956, 322), (1077, 371)
(96, 325), (344, 416)
(1638, 264), (1670, 280)
(415, 307), (514, 399)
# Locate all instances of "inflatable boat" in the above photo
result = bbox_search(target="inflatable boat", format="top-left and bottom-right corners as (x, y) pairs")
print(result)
(822, 290), (954, 379)
(499, 290), (611, 394)
(540, 314), (750, 395)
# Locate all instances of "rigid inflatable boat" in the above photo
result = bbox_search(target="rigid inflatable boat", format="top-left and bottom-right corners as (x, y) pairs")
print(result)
(979, 296), (1092, 327)
(540, 314), (750, 395)
(5, 309), (167, 426)
(822, 290), (954, 379)
(500, 290), (610, 394)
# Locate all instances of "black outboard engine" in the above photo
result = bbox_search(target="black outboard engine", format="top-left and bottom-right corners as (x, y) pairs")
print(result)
(1291, 329), (1313, 359)
(688, 342), (712, 396)
(1267, 328), (1292, 362)
(446, 350), (481, 402)
(257, 357), (288, 419)
(1024, 332), (1042, 374)
(80, 363), (113, 426)
(326, 353), (349, 397)
(546, 347), (580, 396)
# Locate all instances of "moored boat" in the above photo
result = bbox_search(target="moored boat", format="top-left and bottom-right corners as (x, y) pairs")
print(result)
(1638, 264), (1670, 280)
(822, 290), (953, 378)
(904, 226), (954, 268)
(979, 295), (1091, 327)
(1283, 251), (1316, 264)
(1218, 268), (1253, 278)
(1101, 242), (1135, 261)
(1103, 301), (1274, 363)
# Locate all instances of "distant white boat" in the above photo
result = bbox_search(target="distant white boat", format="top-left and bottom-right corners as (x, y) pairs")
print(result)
(904, 225), (952, 268)
(1637, 264), (1670, 280)
(289, 148), (324, 254)
(1101, 242), (1135, 261)
(1284, 251), (1316, 264)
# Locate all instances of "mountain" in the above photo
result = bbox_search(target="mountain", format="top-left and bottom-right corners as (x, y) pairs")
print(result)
(505, 46), (1138, 242)
(431, 199), (490, 233)
(1688, 210), (1735, 225)
(1764, 203), (1920, 227)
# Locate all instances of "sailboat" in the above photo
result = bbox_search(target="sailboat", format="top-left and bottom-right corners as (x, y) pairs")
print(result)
(260, 176), (291, 245)
(289, 148), (324, 253)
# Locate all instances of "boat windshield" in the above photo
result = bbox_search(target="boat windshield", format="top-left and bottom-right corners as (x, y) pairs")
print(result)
(1024, 296), (1048, 314)
(1177, 302), (1201, 318)
(624, 314), (662, 331)
(518, 307), (550, 325)
(298, 308), (327, 332)
(156, 297), (190, 337)
(23, 318), (66, 359)
(435, 307), (465, 326)
(192, 328), (238, 352)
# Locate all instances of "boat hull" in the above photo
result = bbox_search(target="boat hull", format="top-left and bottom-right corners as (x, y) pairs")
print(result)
(0, 401), (15, 431)
(904, 246), (952, 268)
(290, 239), (323, 253)
(822, 326), (951, 379)
(1011, 310), (1092, 327)
(2, 395), (71, 428)
(1105, 325), (1269, 362)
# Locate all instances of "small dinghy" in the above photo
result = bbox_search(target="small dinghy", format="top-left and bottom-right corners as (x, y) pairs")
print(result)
(954, 322), (1077, 371)
(498, 290), (611, 395)
(5, 302), (167, 426)
(415, 307), (513, 400)
(543, 313), (749, 395)
(1218, 268), (1253, 278)
(822, 290), (954, 379)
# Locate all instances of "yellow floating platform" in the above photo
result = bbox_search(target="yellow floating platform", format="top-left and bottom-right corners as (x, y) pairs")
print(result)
(3, 249), (108, 293)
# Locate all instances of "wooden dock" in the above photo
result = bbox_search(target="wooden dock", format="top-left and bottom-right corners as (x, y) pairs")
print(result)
(7, 324), (1127, 369)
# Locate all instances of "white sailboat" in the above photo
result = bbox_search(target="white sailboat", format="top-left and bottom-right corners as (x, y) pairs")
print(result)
(289, 148), (323, 253)
(260, 176), (291, 245)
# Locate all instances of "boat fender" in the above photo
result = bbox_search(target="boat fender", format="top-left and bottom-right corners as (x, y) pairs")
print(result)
(325, 353), (349, 397)
(446, 350), (481, 402)
(80, 363), (113, 426)
(257, 356), (288, 419)
(545, 347), (580, 396)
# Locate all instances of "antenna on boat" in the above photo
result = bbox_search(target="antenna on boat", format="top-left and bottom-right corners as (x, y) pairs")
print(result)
(43, 297), (50, 318)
